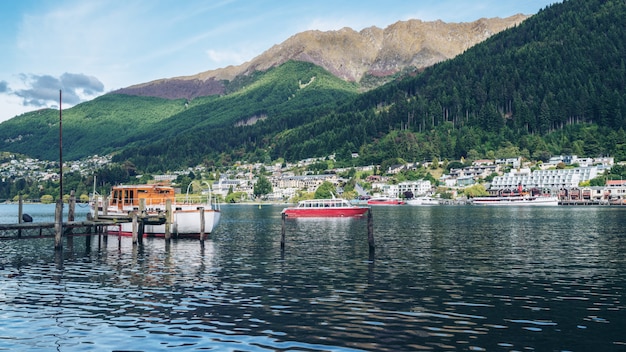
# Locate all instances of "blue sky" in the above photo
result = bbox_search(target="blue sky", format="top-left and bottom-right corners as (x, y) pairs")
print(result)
(0, 0), (560, 122)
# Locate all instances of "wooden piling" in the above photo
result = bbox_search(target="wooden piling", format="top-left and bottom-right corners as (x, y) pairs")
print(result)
(367, 208), (375, 254)
(199, 207), (206, 242)
(138, 198), (146, 245)
(132, 211), (138, 245)
(18, 195), (23, 237)
(66, 190), (75, 236)
(54, 199), (63, 251)
(281, 212), (286, 250)
(68, 190), (75, 222)
(165, 199), (172, 241)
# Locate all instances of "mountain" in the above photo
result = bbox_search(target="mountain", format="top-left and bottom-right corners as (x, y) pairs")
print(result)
(2, 0), (625, 173)
(114, 15), (528, 99)
(112, 0), (626, 170)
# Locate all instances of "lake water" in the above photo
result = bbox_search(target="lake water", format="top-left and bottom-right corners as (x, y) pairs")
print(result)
(1, 204), (625, 351)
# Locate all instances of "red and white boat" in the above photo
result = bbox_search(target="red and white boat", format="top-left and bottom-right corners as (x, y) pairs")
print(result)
(90, 183), (221, 237)
(367, 197), (406, 205)
(282, 198), (369, 217)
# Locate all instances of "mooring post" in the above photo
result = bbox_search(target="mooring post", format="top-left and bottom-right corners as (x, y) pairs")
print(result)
(138, 198), (146, 246)
(281, 212), (286, 250)
(165, 199), (172, 241)
(18, 194), (23, 237)
(199, 207), (206, 242)
(68, 190), (75, 222)
(367, 208), (375, 254)
(54, 199), (63, 251)
(138, 219), (144, 246)
(132, 211), (138, 245)
(66, 190), (75, 236)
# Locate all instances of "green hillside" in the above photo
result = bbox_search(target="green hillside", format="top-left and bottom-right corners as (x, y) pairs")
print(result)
(0, 61), (358, 162)
(1, 0), (625, 173)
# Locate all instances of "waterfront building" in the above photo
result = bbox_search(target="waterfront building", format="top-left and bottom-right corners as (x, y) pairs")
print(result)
(489, 167), (599, 191)
(397, 180), (432, 197)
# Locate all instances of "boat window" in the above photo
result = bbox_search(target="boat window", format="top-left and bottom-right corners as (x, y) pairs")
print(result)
(124, 190), (134, 205)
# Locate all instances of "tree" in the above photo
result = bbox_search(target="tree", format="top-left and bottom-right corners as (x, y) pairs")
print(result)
(40, 195), (54, 204)
(253, 175), (272, 199)
(314, 181), (336, 199)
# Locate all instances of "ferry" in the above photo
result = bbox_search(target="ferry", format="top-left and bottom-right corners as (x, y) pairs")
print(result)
(90, 183), (221, 237)
(471, 194), (559, 206)
(367, 197), (406, 205)
(406, 196), (440, 206)
(282, 198), (369, 217)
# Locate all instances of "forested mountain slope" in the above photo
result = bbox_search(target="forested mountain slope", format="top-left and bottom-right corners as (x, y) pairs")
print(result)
(114, 0), (626, 171)
(0, 62), (358, 161)
(265, 0), (626, 164)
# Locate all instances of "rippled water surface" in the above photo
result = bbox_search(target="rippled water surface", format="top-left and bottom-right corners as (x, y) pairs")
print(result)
(1, 204), (625, 351)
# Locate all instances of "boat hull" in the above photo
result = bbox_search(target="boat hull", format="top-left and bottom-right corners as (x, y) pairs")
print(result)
(406, 197), (439, 206)
(95, 209), (221, 237)
(367, 198), (406, 205)
(282, 208), (368, 218)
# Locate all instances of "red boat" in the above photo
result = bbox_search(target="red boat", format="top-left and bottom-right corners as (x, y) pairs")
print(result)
(367, 197), (406, 205)
(282, 198), (369, 217)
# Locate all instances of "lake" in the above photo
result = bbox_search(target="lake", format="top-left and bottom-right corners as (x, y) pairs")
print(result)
(1, 204), (625, 351)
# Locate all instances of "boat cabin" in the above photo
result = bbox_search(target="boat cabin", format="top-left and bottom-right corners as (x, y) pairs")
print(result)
(109, 184), (175, 210)
(297, 199), (352, 208)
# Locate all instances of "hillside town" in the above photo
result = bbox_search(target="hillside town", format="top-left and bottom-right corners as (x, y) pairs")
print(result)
(2, 152), (626, 205)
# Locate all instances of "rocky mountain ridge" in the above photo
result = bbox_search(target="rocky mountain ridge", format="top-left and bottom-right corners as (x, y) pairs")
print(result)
(115, 14), (529, 99)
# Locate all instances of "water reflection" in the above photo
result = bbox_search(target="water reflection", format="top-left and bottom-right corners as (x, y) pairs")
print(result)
(1, 205), (625, 351)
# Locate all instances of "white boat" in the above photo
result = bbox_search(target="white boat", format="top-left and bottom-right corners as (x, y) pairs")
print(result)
(471, 194), (559, 206)
(90, 183), (221, 237)
(406, 196), (440, 206)
(282, 198), (369, 218)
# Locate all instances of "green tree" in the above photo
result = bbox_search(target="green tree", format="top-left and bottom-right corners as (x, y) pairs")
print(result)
(314, 181), (336, 199)
(40, 194), (54, 204)
(253, 175), (273, 199)
(226, 191), (248, 203)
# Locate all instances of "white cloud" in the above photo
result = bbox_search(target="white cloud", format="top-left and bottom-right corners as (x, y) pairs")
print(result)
(206, 48), (254, 66)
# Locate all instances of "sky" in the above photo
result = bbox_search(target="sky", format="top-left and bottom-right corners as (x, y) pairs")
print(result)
(0, 0), (560, 123)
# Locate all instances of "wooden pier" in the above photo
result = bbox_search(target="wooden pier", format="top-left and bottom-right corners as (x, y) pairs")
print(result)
(0, 194), (167, 246)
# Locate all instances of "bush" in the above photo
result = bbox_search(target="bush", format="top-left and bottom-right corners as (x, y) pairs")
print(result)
(40, 195), (54, 204)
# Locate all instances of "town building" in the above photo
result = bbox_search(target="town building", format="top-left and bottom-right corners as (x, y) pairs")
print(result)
(489, 167), (600, 192)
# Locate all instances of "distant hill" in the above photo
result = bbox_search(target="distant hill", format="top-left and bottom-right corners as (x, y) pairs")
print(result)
(0, 61), (359, 161)
(114, 15), (527, 99)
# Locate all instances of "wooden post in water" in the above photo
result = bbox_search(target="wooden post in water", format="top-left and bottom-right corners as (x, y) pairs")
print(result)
(199, 207), (206, 242)
(281, 212), (286, 250)
(68, 190), (75, 222)
(138, 199), (146, 245)
(18, 194), (23, 237)
(132, 211), (138, 245)
(54, 199), (63, 251)
(165, 199), (172, 241)
(66, 190), (75, 237)
(367, 208), (375, 254)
